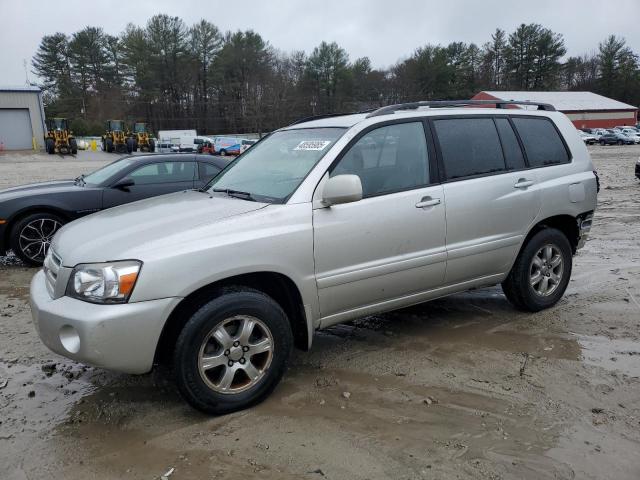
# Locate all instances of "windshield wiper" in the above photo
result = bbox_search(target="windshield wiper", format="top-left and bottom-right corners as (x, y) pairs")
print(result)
(212, 188), (256, 201)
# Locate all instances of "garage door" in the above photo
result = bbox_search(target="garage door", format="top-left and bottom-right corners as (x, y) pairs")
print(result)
(0, 109), (33, 150)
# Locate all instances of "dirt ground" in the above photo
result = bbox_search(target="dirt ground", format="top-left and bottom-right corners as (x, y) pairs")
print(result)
(1, 146), (639, 480)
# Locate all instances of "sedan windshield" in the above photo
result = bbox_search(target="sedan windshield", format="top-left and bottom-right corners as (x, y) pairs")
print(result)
(208, 128), (345, 203)
(83, 158), (136, 186)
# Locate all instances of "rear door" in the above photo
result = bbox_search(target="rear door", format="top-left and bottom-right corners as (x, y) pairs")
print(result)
(102, 158), (197, 208)
(431, 116), (540, 285)
(313, 120), (447, 324)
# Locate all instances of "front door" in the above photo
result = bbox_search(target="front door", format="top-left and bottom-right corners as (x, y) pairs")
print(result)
(313, 121), (447, 325)
(102, 159), (197, 208)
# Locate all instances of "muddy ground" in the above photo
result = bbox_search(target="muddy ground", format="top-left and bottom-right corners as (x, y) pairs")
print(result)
(1, 146), (639, 480)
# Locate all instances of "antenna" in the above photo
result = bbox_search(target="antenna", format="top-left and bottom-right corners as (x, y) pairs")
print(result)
(23, 59), (31, 85)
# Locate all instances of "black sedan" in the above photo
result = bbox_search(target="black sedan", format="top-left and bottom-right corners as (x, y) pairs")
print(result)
(599, 132), (635, 145)
(0, 154), (229, 265)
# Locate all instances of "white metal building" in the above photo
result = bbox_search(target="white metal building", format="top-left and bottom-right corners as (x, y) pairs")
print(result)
(0, 86), (47, 150)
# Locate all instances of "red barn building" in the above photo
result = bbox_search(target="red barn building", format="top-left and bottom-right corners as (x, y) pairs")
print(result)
(472, 91), (638, 129)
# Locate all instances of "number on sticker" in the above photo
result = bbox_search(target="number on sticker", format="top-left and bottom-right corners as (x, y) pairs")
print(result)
(294, 140), (332, 151)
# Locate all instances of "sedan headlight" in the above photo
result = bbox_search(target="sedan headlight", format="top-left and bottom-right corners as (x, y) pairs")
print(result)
(66, 261), (142, 304)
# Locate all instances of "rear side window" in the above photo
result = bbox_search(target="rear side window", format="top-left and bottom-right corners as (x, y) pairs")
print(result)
(434, 118), (506, 180)
(512, 117), (570, 167)
(495, 118), (526, 170)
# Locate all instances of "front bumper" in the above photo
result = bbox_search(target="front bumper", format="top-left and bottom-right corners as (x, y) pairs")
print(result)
(0, 222), (7, 255)
(30, 270), (181, 374)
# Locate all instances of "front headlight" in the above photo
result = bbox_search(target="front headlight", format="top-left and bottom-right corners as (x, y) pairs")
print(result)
(66, 260), (142, 304)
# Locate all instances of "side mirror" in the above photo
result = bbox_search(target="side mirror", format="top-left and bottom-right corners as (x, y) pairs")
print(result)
(322, 174), (363, 206)
(113, 177), (135, 190)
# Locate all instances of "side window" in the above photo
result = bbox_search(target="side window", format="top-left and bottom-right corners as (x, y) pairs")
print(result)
(434, 118), (506, 180)
(129, 161), (195, 185)
(331, 122), (429, 197)
(495, 118), (526, 170)
(511, 117), (570, 167)
(199, 162), (221, 183)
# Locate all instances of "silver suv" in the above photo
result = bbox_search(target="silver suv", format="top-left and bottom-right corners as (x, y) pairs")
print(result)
(30, 100), (598, 414)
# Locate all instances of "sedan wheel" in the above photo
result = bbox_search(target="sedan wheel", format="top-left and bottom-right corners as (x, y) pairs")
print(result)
(10, 213), (63, 266)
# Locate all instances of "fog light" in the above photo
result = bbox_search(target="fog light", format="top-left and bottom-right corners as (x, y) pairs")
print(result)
(59, 325), (80, 354)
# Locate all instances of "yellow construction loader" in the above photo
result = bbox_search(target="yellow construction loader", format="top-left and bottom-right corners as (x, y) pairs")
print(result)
(128, 122), (155, 152)
(102, 120), (129, 153)
(44, 118), (77, 155)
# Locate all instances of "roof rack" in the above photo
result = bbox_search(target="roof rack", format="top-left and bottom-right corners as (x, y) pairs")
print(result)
(288, 109), (376, 127)
(365, 100), (556, 118)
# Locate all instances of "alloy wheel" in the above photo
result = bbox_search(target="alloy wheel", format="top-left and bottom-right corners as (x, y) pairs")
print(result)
(18, 218), (62, 263)
(198, 315), (274, 394)
(529, 244), (564, 297)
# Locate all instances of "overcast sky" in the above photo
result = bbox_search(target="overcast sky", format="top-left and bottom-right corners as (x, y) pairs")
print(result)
(1, 0), (639, 86)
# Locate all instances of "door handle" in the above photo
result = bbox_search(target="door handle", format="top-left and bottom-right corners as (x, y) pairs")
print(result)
(514, 178), (534, 189)
(415, 197), (441, 208)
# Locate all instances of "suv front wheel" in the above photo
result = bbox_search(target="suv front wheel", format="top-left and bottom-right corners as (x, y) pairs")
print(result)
(502, 228), (572, 312)
(174, 287), (293, 414)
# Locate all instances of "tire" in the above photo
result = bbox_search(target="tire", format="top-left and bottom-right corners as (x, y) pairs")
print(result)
(148, 139), (155, 152)
(10, 212), (64, 266)
(219, 149), (227, 156)
(126, 138), (135, 154)
(599, 140), (605, 146)
(174, 287), (293, 415)
(501, 228), (572, 312)
(617, 140), (623, 145)
(45, 138), (55, 154)
(105, 138), (114, 153)
(69, 138), (78, 154)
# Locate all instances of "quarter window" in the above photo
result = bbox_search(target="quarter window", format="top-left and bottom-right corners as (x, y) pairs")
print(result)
(331, 122), (429, 197)
(199, 162), (222, 183)
(129, 161), (195, 185)
(512, 117), (570, 167)
(434, 118), (506, 180)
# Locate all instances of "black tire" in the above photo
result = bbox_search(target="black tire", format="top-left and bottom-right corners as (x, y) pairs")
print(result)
(148, 138), (155, 152)
(105, 138), (114, 153)
(69, 138), (78, 154)
(599, 140), (605, 146)
(174, 287), (293, 415)
(219, 149), (227, 156)
(501, 228), (572, 312)
(617, 139), (623, 145)
(45, 138), (55, 154)
(126, 138), (135, 154)
(9, 212), (64, 266)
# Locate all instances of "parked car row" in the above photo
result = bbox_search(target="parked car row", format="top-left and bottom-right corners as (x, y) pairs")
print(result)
(16, 100), (599, 415)
(579, 126), (640, 145)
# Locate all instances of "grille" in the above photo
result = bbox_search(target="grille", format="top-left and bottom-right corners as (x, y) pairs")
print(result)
(44, 249), (62, 297)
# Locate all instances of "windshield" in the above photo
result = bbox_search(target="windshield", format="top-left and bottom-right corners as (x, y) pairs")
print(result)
(134, 123), (146, 133)
(208, 128), (345, 203)
(83, 157), (136, 186)
(109, 121), (124, 131)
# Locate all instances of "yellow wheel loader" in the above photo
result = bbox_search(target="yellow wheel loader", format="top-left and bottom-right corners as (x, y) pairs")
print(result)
(102, 120), (130, 154)
(128, 122), (155, 152)
(44, 118), (77, 155)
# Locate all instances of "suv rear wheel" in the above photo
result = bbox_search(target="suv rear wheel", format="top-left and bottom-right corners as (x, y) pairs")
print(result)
(502, 228), (572, 312)
(173, 287), (293, 414)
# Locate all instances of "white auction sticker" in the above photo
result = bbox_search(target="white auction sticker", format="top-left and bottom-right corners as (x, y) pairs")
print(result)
(294, 140), (332, 151)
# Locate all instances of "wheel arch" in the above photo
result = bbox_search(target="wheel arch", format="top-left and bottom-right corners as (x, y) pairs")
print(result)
(154, 271), (311, 367)
(523, 214), (580, 255)
(4, 206), (71, 248)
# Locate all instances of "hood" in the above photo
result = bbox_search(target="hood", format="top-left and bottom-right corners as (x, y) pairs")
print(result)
(52, 190), (268, 265)
(0, 180), (79, 201)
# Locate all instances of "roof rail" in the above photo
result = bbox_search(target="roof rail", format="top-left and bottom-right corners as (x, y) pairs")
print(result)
(365, 100), (556, 118)
(288, 109), (376, 127)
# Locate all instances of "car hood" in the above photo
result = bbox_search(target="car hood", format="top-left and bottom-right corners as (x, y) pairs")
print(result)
(52, 190), (268, 266)
(0, 180), (79, 201)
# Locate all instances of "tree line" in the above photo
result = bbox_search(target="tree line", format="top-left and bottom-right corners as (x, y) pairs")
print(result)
(32, 15), (640, 135)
